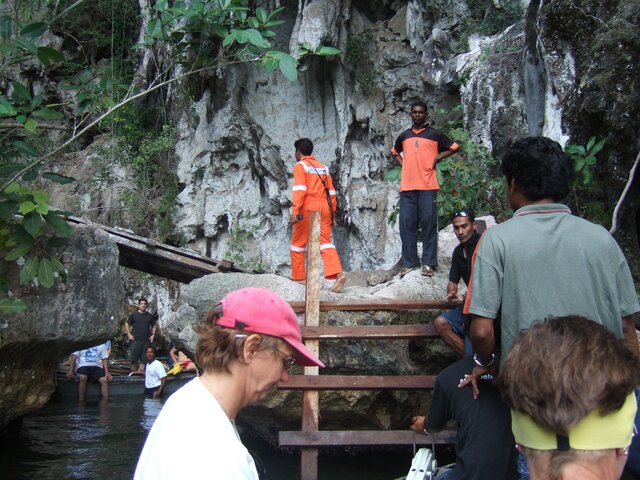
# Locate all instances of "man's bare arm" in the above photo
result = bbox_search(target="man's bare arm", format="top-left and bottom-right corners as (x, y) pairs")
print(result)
(392, 153), (403, 166)
(622, 315), (639, 357)
(435, 148), (459, 163)
(460, 315), (497, 399)
(124, 321), (134, 341)
(446, 281), (460, 303)
(471, 315), (496, 362)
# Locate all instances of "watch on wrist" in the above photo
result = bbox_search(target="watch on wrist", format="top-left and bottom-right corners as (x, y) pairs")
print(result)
(473, 353), (495, 368)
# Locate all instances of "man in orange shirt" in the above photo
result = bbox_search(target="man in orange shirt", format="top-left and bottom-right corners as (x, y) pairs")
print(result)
(289, 138), (346, 293)
(391, 101), (459, 277)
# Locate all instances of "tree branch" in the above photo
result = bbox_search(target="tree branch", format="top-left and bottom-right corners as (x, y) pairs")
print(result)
(610, 149), (640, 235)
(1, 57), (254, 191)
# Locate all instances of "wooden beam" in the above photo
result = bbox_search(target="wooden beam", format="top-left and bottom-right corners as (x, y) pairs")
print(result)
(279, 375), (436, 390)
(301, 324), (438, 340)
(66, 216), (249, 282)
(279, 430), (456, 447)
(301, 211), (322, 480)
(289, 299), (454, 312)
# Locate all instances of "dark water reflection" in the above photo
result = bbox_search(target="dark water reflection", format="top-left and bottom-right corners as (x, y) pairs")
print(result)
(0, 396), (414, 480)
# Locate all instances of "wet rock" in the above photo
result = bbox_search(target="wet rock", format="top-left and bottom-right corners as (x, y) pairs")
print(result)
(0, 225), (123, 433)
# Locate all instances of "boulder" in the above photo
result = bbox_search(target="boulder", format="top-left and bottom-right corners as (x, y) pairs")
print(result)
(0, 225), (124, 433)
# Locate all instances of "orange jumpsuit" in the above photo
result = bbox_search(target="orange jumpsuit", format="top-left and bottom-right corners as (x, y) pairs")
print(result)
(290, 155), (343, 281)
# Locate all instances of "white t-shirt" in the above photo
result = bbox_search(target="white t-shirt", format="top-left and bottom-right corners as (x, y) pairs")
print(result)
(144, 360), (167, 389)
(73, 343), (109, 369)
(134, 378), (259, 480)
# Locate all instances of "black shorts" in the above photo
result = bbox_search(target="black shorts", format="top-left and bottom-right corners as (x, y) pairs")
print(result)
(76, 366), (105, 382)
(144, 386), (162, 397)
(130, 340), (149, 364)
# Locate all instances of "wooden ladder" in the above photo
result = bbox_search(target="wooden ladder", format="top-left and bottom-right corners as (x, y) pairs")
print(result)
(279, 211), (456, 480)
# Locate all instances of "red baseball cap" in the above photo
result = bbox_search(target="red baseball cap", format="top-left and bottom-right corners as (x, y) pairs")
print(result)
(215, 287), (324, 367)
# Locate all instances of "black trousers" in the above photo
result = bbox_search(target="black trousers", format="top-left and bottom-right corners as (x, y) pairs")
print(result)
(399, 189), (438, 268)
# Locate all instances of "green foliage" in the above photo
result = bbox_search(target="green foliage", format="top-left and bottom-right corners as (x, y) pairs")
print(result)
(52, 0), (140, 74)
(564, 136), (609, 225)
(432, 0), (525, 54)
(345, 30), (375, 95)
(133, 0), (310, 81)
(565, 136), (605, 189)
(105, 102), (179, 241)
(224, 221), (264, 272)
(0, 181), (70, 310)
(465, 0), (524, 36)
(435, 136), (506, 227)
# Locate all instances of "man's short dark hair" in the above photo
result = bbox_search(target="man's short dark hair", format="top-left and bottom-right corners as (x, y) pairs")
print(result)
(139, 297), (148, 304)
(410, 100), (428, 111)
(294, 138), (314, 156)
(501, 137), (573, 201)
(451, 207), (475, 222)
(146, 345), (156, 354)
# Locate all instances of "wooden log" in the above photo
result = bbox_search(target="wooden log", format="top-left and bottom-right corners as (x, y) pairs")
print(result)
(289, 299), (454, 312)
(279, 375), (436, 390)
(66, 216), (251, 282)
(301, 324), (438, 340)
(279, 430), (456, 447)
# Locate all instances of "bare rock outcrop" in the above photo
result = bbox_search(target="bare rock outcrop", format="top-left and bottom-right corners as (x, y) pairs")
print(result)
(0, 225), (124, 433)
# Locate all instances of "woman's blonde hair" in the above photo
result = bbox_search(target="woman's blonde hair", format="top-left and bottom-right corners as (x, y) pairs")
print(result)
(195, 304), (282, 374)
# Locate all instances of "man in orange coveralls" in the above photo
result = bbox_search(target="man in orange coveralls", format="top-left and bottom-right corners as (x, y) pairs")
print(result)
(290, 138), (346, 293)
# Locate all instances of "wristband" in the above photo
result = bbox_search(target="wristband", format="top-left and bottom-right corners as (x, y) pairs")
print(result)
(473, 353), (495, 368)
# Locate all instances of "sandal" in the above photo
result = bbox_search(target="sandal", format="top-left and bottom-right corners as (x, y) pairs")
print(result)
(421, 265), (434, 277)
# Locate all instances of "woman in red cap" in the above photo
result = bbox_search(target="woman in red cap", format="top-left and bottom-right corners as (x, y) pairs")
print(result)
(135, 287), (324, 479)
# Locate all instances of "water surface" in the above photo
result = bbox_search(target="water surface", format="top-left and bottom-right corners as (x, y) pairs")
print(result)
(0, 396), (417, 479)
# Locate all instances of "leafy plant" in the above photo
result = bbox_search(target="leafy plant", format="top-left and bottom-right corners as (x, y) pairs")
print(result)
(345, 30), (375, 95)
(565, 136), (605, 188)
(0, 182), (71, 313)
(224, 221), (264, 272)
(565, 136), (609, 224)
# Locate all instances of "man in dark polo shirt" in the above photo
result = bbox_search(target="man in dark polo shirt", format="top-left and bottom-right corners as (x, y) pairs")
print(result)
(124, 297), (157, 374)
(411, 356), (517, 480)
(433, 208), (480, 357)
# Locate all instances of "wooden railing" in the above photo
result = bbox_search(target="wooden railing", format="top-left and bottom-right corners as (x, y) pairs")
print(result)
(279, 211), (455, 480)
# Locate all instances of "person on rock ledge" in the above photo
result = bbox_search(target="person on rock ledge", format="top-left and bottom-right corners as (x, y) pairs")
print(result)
(433, 207), (479, 357)
(124, 297), (157, 374)
(289, 137), (346, 293)
(391, 100), (460, 278)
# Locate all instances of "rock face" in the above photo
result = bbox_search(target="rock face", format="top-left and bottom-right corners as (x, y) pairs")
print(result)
(0, 225), (124, 433)
(43, 0), (638, 279)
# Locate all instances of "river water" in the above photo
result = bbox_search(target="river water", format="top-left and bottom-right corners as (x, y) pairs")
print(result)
(0, 396), (417, 480)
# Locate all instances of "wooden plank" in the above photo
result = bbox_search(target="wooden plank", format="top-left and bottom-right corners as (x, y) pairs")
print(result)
(279, 375), (436, 390)
(66, 216), (249, 279)
(301, 211), (321, 480)
(279, 430), (456, 447)
(301, 324), (438, 340)
(116, 239), (220, 283)
(289, 299), (454, 312)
